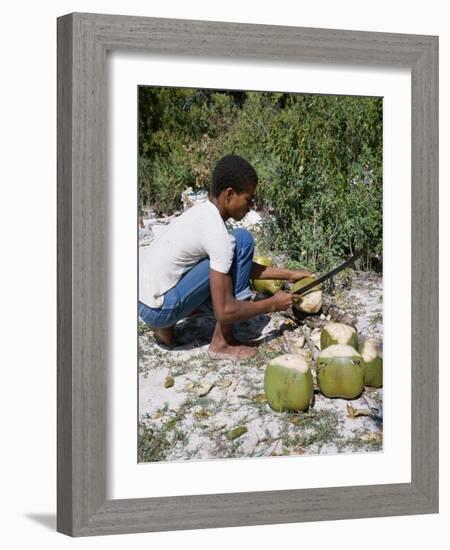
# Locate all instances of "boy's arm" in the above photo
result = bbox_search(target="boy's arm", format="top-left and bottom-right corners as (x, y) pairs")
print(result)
(250, 262), (313, 282)
(209, 269), (294, 323)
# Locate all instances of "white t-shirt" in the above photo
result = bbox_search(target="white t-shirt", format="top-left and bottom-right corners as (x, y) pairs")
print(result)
(139, 200), (235, 308)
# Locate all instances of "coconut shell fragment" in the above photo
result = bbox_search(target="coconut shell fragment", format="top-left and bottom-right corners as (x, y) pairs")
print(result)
(359, 338), (383, 388)
(264, 354), (314, 412)
(316, 344), (364, 399)
(320, 322), (358, 350)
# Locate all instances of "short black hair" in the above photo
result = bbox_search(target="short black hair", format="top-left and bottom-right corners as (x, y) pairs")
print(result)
(210, 154), (258, 197)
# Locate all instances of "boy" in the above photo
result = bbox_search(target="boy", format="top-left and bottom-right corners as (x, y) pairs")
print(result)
(139, 154), (312, 361)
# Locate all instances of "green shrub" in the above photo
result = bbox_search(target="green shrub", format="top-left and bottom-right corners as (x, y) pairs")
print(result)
(138, 88), (382, 271)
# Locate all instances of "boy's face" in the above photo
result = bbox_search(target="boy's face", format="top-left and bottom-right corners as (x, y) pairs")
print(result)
(226, 183), (256, 221)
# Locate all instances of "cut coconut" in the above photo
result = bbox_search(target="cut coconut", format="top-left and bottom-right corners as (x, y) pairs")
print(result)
(359, 338), (383, 388)
(320, 322), (358, 350)
(264, 354), (314, 412)
(251, 256), (283, 295)
(316, 344), (364, 399)
(291, 277), (322, 314)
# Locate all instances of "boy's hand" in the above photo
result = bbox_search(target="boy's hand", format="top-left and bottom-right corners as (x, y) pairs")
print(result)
(288, 270), (315, 282)
(270, 290), (294, 312)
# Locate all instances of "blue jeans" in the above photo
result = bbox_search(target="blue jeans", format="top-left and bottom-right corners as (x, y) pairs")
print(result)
(139, 228), (254, 328)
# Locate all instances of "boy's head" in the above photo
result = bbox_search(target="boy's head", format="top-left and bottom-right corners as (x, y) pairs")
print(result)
(210, 154), (258, 221)
(210, 154), (258, 197)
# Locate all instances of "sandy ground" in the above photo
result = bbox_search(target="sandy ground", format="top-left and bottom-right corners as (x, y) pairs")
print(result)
(138, 212), (383, 463)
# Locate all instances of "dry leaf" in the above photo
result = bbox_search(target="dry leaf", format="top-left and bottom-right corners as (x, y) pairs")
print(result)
(238, 394), (267, 403)
(151, 411), (164, 420)
(346, 403), (373, 418)
(197, 382), (214, 397)
(193, 409), (213, 420)
(164, 376), (174, 388)
(227, 426), (248, 440)
(362, 432), (383, 443)
(251, 394), (268, 403)
(216, 380), (232, 389)
(186, 382), (195, 391)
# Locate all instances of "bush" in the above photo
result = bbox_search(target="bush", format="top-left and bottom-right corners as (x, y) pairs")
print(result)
(139, 88), (382, 271)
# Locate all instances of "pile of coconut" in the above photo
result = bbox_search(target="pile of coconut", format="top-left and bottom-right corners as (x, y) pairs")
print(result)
(264, 322), (383, 412)
(251, 256), (383, 412)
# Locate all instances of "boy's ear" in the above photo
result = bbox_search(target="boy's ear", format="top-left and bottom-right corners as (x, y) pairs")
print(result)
(225, 187), (235, 202)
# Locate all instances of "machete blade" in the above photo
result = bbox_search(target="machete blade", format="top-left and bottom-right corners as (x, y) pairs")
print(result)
(290, 250), (364, 297)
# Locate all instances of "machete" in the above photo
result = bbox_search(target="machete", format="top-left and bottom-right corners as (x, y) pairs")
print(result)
(290, 250), (364, 297)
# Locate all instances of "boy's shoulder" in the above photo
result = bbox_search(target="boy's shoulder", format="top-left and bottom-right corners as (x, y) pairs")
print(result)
(166, 200), (217, 233)
(182, 199), (217, 220)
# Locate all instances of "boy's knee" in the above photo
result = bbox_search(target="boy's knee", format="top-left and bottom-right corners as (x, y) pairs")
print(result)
(232, 228), (254, 251)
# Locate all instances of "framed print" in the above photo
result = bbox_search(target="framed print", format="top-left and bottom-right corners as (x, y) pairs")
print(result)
(136, 86), (384, 465)
(57, 13), (438, 536)
(110, 56), (410, 500)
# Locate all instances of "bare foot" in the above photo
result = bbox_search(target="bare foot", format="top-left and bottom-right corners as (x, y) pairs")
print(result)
(207, 343), (257, 361)
(207, 321), (258, 361)
(153, 326), (175, 347)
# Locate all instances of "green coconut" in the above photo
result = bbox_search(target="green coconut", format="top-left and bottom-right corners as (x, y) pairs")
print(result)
(290, 277), (322, 314)
(359, 338), (383, 388)
(316, 344), (365, 399)
(320, 322), (358, 350)
(251, 256), (283, 295)
(253, 255), (272, 267)
(264, 354), (314, 412)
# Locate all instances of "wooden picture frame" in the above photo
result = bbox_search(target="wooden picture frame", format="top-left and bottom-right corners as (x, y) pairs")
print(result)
(57, 12), (438, 536)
